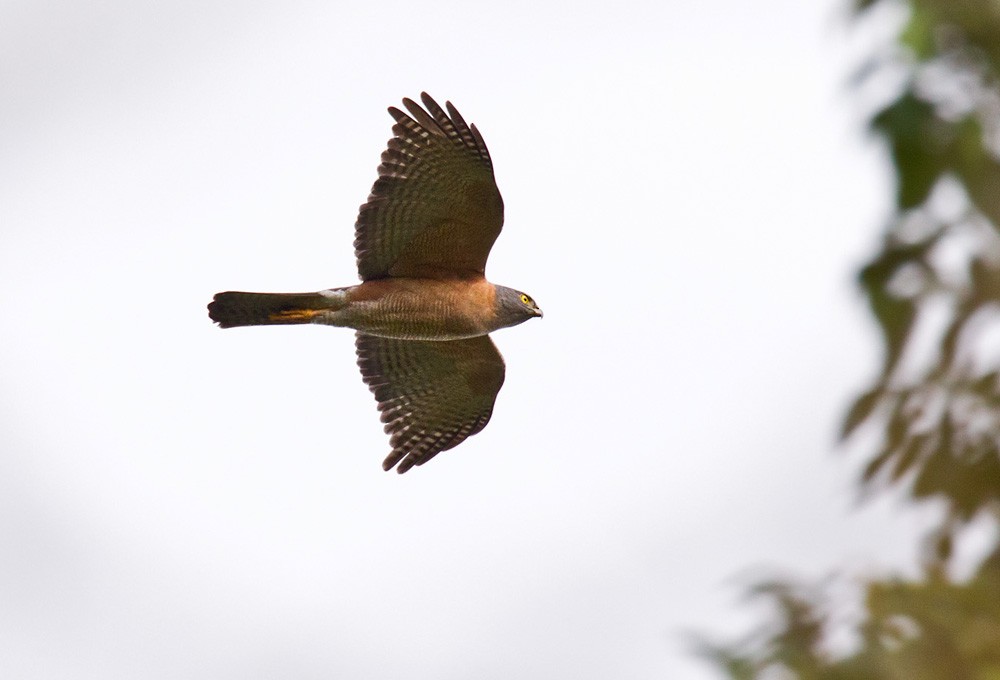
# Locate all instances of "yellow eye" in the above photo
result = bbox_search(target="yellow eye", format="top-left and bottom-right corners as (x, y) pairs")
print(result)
(520, 294), (531, 305)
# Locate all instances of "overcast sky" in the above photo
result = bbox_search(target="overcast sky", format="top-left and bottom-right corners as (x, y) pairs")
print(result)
(0, 1), (944, 678)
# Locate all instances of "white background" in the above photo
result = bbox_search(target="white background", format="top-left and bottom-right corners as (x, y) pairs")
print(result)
(2, 1), (936, 678)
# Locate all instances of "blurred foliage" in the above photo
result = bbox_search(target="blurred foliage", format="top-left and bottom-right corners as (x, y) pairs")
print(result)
(700, 1), (1000, 677)
(845, 0), (1000, 551)
(697, 548), (1000, 679)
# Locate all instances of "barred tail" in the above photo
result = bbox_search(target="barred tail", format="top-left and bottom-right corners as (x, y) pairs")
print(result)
(208, 290), (344, 328)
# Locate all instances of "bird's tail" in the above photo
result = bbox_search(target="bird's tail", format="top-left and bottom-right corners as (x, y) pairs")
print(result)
(208, 290), (346, 328)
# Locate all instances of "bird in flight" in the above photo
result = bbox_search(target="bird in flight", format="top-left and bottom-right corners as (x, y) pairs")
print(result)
(208, 93), (542, 473)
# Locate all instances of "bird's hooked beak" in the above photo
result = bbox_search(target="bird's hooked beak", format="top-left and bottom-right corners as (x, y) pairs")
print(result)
(533, 307), (544, 318)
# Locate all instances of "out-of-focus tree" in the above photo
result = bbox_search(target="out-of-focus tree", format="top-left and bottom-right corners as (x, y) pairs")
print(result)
(698, 1), (1000, 677)
(696, 553), (1000, 679)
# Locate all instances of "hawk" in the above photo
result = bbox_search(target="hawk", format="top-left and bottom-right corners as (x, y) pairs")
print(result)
(208, 93), (542, 473)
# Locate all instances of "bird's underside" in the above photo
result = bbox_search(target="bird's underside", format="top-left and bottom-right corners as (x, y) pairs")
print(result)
(209, 277), (500, 340)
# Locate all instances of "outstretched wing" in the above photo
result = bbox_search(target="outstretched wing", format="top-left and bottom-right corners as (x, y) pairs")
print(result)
(354, 93), (504, 281)
(355, 333), (506, 473)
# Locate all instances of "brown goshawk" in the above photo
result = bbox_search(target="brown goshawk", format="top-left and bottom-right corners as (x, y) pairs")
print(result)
(208, 93), (542, 473)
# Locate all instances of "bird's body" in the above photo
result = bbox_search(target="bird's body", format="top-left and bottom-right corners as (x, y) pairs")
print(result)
(208, 93), (541, 473)
(211, 276), (525, 341)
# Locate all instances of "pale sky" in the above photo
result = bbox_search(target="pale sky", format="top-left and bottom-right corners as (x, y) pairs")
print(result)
(1, 1), (937, 678)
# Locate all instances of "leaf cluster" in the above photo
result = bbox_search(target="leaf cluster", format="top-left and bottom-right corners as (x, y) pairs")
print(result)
(845, 0), (1000, 549)
(697, 550), (1000, 679)
(700, 1), (1000, 676)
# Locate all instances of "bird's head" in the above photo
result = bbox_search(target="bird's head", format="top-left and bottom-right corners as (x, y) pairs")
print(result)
(494, 285), (543, 329)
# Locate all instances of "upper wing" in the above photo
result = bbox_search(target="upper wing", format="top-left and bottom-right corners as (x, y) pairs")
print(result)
(355, 333), (506, 473)
(354, 93), (504, 281)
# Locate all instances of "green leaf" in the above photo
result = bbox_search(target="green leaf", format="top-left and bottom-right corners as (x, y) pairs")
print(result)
(971, 370), (999, 395)
(852, 0), (880, 14)
(969, 257), (1000, 303)
(842, 387), (885, 439)
(872, 93), (948, 209)
(892, 432), (929, 481)
(953, 116), (1000, 228)
(912, 415), (952, 500)
(860, 248), (923, 380)
(900, 7), (936, 59)
(939, 305), (973, 372)
(862, 447), (897, 482)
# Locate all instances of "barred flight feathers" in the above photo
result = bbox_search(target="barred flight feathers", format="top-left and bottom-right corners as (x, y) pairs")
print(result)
(354, 93), (504, 281)
(355, 333), (505, 473)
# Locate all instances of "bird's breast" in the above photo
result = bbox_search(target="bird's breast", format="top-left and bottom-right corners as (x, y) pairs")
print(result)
(342, 277), (497, 340)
